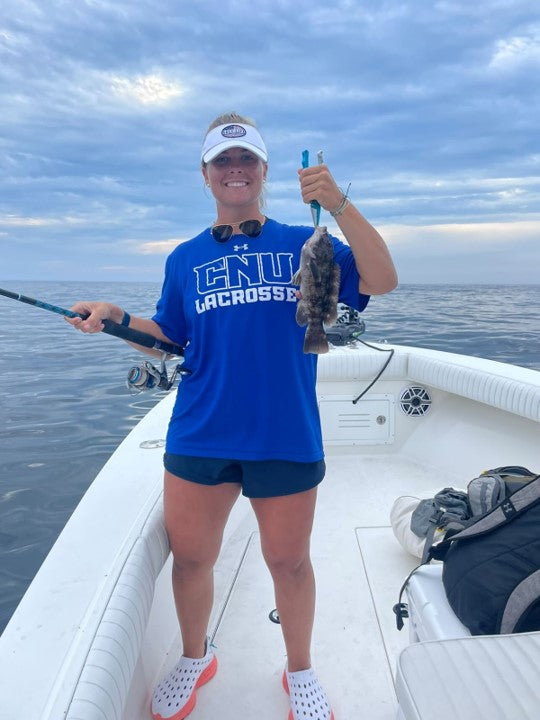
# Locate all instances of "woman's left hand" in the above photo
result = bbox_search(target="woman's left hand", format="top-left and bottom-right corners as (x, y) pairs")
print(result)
(298, 164), (343, 214)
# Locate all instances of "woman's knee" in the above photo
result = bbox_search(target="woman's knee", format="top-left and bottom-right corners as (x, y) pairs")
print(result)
(166, 517), (222, 575)
(170, 545), (218, 577)
(166, 516), (223, 569)
(262, 545), (312, 578)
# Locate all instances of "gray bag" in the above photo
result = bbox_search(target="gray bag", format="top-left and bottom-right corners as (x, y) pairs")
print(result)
(468, 466), (536, 516)
(467, 475), (506, 516)
(410, 488), (470, 563)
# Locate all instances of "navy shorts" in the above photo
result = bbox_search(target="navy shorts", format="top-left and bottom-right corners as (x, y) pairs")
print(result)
(163, 453), (326, 499)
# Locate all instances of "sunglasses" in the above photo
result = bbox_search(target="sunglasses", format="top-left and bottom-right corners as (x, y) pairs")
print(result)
(211, 219), (264, 243)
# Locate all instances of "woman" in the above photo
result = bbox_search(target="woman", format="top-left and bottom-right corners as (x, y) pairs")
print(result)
(69, 112), (397, 720)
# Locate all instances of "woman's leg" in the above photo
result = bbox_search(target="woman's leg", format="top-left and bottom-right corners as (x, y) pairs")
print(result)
(250, 487), (318, 671)
(164, 471), (241, 658)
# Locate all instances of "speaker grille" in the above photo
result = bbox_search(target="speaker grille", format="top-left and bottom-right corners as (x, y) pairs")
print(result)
(400, 386), (432, 417)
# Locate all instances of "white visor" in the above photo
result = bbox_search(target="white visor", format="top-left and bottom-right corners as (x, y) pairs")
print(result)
(201, 123), (268, 163)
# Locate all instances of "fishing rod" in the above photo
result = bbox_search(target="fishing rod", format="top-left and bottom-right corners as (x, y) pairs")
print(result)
(302, 149), (324, 226)
(0, 287), (189, 393)
(0, 286), (184, 355)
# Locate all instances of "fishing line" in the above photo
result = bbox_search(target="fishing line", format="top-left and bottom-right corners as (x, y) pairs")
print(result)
(352, 339), (394, 404)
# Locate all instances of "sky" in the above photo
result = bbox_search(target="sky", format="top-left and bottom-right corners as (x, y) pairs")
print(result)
(1, 0), (539, 285)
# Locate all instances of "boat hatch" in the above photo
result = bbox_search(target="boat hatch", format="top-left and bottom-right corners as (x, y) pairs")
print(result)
(319, 394), (395, 445)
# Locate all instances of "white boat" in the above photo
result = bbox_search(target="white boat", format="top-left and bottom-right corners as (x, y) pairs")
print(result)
(1, 343), (539, 720)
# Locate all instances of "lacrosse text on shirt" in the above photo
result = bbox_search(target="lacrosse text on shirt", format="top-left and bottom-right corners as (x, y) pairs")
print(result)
(193, 251), (296, 314)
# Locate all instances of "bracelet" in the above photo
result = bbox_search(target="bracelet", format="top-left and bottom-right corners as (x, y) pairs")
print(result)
(330, 195), (350, 217)
(330, 182), (352, 217)
(121, 311), (131, 327)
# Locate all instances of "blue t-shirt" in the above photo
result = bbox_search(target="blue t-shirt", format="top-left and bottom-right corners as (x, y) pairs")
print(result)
(152, 218), (369, 462)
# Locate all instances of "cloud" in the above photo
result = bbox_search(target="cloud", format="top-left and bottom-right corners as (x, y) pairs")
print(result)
(0, 214), (86, 227)
(490, 31), (540, 70)
(380, 220), (540, 248)
(1, 0), (539, 282)
(109, 73), (185, 106)
(0, 206), (155, 231)
(100, 264), (151, 272)
(380, 220), (540, 284)
(134, 238), (187, 254)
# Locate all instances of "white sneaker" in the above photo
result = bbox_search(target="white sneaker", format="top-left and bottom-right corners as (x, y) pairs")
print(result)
(283, 667), (335, 720)
(151, 641), (217, 720)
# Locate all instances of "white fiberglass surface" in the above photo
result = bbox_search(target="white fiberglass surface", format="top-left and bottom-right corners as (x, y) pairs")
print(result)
(145, 453), (450, 720)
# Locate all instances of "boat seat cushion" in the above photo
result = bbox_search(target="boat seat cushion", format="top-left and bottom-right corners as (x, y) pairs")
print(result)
(317, 348), (408, 380)
(396, 631), (540, 720)
(318, 348), (540, 423)
(408, 353), (540, 423)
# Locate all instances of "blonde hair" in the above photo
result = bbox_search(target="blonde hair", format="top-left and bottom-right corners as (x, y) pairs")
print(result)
(202, 111), (267, 210)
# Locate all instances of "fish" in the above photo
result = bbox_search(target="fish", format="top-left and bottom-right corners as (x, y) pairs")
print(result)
(292, 226), (341, 354)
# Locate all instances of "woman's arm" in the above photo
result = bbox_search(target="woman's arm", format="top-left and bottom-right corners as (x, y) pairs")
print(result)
(298, 164), (398, 295)
(67, 301), (176, 358)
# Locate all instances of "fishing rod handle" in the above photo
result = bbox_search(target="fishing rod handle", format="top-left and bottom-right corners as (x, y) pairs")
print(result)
(301, 149), (322, 226)
(100, 319), (184, 357)
(68, 311), (184, 357)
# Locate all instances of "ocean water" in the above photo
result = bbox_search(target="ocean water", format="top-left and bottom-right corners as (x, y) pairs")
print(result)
(0, 281), (539, 633)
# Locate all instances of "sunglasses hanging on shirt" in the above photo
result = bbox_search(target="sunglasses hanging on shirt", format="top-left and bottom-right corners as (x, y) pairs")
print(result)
(211, 218), (265, 243)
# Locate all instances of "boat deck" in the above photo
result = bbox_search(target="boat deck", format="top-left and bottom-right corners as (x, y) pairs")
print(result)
(5, 345), (538, 719)
(150, 452), (453, 720)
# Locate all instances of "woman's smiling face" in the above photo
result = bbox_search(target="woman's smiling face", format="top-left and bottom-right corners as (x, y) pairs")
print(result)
(203, 147), (267, 213)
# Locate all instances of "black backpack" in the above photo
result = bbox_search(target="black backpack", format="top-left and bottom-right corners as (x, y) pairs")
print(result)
(394, 467), (540, 636)
(432, 470), (540, 635)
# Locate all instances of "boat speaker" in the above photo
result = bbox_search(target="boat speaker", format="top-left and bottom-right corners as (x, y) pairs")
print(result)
(400, 386), (432, 417)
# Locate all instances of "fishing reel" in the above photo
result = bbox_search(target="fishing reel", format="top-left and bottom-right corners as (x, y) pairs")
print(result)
(325, 304), (366, 346)
(126, 353), (191, 394)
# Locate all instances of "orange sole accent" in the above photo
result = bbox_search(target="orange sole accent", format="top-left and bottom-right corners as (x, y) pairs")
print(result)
(283, 670), (289, 694)
(282, 671), (335, 720)
(152, 655), (218, 720)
